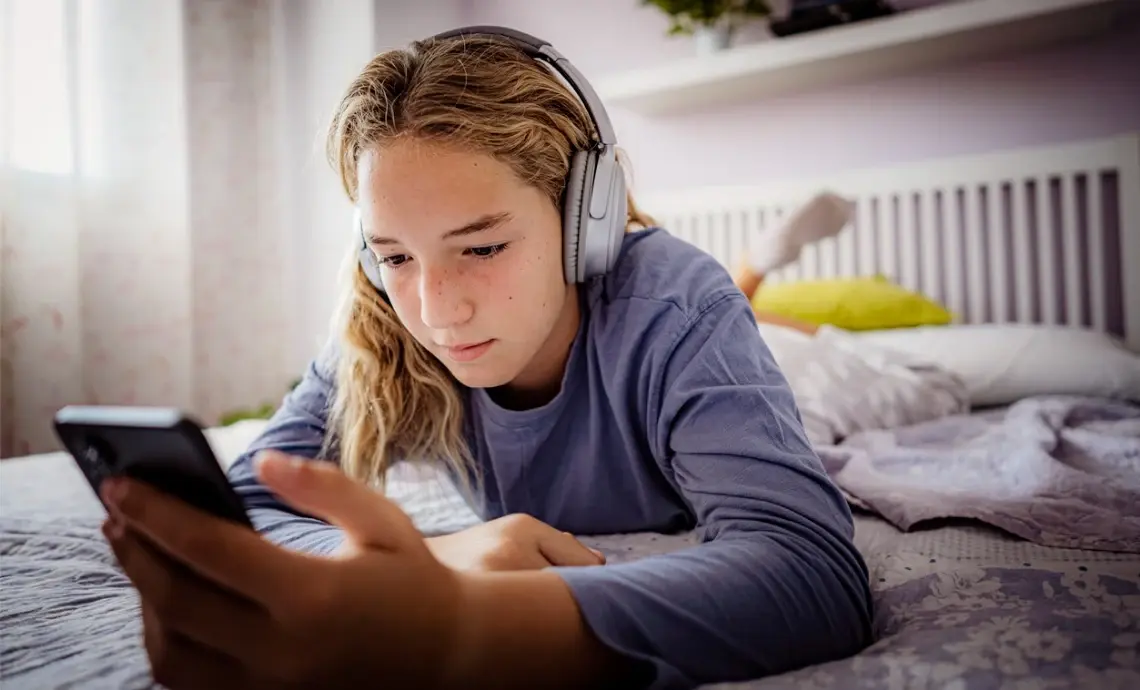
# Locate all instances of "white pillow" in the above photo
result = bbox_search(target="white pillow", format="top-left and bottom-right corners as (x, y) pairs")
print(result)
(851, 324), (1140, 407)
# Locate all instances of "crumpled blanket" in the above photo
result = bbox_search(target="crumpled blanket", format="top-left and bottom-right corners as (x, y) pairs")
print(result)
(817, 395), (1140, 553)
(758, 323), (970, 446)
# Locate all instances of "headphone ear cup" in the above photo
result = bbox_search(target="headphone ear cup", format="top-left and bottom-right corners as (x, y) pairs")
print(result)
(562, 150), (592, 284)
(604, 162), (628, 273)
(576, 147), (627, 280)
(355, 207), (391, 305)
(358, 243), (391, 305)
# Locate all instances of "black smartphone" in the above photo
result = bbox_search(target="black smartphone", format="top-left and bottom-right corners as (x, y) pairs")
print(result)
(53, 405), (254, 529)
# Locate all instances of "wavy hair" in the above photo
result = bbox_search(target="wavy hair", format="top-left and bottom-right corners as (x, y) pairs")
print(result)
(323, 33), (655, 492)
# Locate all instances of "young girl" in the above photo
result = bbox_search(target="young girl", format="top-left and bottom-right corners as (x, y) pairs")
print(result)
(98, 27), (872, 690)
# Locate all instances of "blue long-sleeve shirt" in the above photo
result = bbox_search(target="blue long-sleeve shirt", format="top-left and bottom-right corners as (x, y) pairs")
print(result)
(227, 227), (873, 689)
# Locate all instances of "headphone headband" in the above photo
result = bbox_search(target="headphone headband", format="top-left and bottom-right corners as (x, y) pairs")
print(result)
(359, 25), (628, 298)
(428, 25), (617, 148)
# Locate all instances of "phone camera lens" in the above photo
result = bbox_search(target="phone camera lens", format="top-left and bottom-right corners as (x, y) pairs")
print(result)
(80, 437), (114, 478)
(82, 443), (102, 466)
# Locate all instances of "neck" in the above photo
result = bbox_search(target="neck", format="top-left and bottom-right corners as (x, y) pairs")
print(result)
(492, 286), (581, 410)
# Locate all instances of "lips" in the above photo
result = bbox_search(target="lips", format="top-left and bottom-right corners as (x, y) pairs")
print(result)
(441, 339), (494, 363)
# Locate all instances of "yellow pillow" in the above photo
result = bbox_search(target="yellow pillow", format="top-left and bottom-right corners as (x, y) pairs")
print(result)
(751, 275), (952, 331)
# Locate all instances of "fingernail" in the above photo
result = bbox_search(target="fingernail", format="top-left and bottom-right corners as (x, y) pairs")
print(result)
(101, 477), (126, 507)
(102, 517), (124, 541)
(253, 450), (276, 472)
(255, 451), (286, 474)
(257, 451), (304, 482)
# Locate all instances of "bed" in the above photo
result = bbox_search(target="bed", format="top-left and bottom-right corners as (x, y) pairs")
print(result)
(3, 134), (1140, 689)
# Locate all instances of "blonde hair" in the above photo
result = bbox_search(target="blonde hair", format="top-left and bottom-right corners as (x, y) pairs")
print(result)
(323, 34), (655, 492)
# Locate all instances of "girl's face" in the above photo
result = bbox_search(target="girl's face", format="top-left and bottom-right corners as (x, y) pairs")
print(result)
(357, 140), (580, 397)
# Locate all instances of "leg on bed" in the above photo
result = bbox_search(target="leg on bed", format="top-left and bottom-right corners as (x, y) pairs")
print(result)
(730, 189), (858, 338)
(732, 262), (820, 335)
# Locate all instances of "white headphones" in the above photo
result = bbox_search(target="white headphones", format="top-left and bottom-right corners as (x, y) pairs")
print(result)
(356, 25), (628, 299)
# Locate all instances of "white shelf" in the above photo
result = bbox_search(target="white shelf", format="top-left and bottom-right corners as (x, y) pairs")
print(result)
(596, 0), (1127, 116)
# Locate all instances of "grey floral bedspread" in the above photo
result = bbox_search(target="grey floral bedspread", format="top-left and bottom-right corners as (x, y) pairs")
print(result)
(704, 517), (1140, 689)
(3, 397), (1139, 689)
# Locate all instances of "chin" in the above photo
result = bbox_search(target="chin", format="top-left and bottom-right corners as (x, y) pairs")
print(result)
(444, 362), (518, 389)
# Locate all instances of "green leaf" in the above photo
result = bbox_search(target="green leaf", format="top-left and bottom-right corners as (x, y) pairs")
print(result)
(642, 0), (772, 36)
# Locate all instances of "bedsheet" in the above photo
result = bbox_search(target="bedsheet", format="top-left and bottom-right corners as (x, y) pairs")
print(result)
(3, 409), (1139, 689)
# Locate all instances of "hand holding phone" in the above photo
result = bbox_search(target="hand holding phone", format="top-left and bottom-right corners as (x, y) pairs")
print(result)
(52, 406), (480, 687)
(53, 405), (253, 529)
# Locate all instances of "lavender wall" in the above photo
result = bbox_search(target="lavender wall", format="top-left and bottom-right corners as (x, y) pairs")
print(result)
(460, 0), (1140, 195)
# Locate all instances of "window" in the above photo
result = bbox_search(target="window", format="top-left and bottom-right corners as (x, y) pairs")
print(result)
(5, 0), (74, 175)
(4, 0), (104, 177)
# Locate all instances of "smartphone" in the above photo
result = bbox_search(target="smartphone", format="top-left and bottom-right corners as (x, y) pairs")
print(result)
(53, 405), (254, 529)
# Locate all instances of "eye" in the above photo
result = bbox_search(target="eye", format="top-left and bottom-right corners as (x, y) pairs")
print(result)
(377, 254), (410, 268)
(466, 243), (509, 260)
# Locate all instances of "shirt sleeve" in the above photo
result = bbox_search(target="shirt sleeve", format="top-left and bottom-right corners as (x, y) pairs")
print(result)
(226, 338), (346, 556)
(552, 291), (874, 689)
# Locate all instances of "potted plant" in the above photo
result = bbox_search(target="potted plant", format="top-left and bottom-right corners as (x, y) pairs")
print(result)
(642, 0), (773, 54)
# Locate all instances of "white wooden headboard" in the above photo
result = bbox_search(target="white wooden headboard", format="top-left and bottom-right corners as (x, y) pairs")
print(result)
(638, 133), (1140, 351)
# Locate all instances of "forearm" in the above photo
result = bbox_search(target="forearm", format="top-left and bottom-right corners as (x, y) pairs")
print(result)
(227, 337), (345, 552)
(445, 569), (646, 690)
(247, 506), (344, 556)
(551, 531), (871, 688)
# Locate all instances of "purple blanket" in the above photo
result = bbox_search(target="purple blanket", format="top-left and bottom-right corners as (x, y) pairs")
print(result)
(818, 395), (1140, 553)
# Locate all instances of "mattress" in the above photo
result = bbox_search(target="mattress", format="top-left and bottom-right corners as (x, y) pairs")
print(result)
(2, 410), (1139, 689)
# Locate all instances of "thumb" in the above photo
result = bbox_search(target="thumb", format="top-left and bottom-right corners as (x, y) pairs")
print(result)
(537, 530), (605, 567)
(563, 532), (606, 564)
(254, 450), (417, 552)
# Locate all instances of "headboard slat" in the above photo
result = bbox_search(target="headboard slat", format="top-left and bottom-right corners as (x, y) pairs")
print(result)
(1061, 174), (1084, 327)
(1088, 173), (1107, 333)
(986, 183), (1008, 324)
(944, 189), (967, 322)
(1035, 176), (1059, 326)
(641, 133), (1140, 351)
(964, 186), (987, 324)
(1011, 180), (1034, 324)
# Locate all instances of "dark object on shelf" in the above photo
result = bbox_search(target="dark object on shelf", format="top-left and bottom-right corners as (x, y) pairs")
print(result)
(769, 0), (896, 37)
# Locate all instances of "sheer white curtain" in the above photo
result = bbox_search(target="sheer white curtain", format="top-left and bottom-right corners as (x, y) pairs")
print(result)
(1, 0), (298, 457)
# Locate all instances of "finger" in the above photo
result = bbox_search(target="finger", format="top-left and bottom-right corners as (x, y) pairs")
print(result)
(105, 521), (279, 666)
(103, 476), (304, 606)
(255, 450), (420, 552)
(142, 605), (256, 690)
(563, 533), (606, 563)
(537, 530), (606, 567)
(141, 603), (167, 675)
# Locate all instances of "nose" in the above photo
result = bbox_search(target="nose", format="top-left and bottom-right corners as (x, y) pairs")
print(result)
(418, 263), (473, 330)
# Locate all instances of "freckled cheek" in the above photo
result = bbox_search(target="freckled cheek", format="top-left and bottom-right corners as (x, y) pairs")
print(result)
(480, 251), (550, 305)
(473, 261), (517, 301)
(386, 280), (419, 316)
(503, 254), (546, 304)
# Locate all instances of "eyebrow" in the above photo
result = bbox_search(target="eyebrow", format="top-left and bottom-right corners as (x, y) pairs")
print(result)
(366, 211), (513, 246)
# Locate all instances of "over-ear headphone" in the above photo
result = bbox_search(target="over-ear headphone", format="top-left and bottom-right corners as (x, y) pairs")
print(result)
(356, 25), (628, 299)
